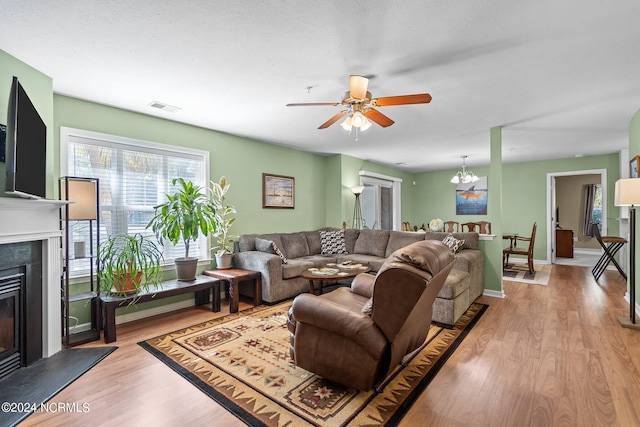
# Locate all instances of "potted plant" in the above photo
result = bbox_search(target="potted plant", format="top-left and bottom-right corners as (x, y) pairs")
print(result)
(98, 233), (163, 298)
(210, 176), (236, 269)
(147, 178), (219, 281)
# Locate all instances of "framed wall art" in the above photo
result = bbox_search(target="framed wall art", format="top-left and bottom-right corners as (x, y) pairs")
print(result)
(262, 173), (294, 208)
(630, 155), (640, 178)
(455, 177), (488, 215)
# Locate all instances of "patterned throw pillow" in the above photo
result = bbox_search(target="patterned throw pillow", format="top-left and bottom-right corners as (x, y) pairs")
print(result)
(254, 238), (288, 263)
(442, 234), (465, 253)
(361, 298), (373, 316)
(319, 229), (348, 255)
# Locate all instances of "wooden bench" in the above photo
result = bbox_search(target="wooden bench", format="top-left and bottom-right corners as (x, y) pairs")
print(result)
(100, 275), (221, 343)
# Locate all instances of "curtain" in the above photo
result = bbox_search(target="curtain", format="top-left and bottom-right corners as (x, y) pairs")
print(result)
(583, 184), (597, 236)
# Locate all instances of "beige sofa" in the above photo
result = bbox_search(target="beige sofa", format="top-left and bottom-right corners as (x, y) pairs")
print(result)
(232, 228), (484, 325)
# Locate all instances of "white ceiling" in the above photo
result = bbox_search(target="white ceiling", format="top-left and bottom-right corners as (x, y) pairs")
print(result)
(2, 0), (639, 172)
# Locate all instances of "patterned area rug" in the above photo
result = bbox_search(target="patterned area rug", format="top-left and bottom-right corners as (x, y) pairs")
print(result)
(139, 301), (487, 427)
(503, 262), (551, 286)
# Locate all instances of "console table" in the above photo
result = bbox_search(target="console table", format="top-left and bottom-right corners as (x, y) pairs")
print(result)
(100, 275), (221, 343)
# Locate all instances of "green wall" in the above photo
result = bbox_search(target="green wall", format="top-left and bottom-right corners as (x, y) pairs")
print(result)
(628, 108), (640, 313)
(2, 48), (633, 324)
(0, 49), (54, 198)
(415, 153), (620, 262)
(54, 95), (329, 235)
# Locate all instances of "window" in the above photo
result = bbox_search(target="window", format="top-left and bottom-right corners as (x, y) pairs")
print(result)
(61, 127), (210, 276)
(592, 185), (603, 230)
(359, 171), (402, 230)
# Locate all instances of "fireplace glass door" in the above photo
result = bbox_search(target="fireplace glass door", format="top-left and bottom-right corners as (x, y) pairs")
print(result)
(0, 276), (21, 379)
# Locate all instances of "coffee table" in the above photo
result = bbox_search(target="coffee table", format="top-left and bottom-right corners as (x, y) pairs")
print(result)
(302, 263), (372, 295)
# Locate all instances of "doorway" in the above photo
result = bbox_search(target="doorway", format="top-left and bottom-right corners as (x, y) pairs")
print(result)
(359, 171), (402, 230)
(547, 169), (607, 266)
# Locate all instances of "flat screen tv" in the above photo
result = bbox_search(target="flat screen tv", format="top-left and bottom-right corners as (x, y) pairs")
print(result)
(5, 76), (47, 199)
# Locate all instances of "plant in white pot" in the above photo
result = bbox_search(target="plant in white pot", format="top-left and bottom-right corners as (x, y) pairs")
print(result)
(147, 178), (219, 281)
(210, 176), (236, 269)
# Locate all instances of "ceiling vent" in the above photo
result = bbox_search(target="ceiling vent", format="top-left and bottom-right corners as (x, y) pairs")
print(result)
(148, 101), (181, 113)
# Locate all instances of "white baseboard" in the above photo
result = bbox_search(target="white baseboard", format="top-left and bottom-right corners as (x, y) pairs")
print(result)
(483, 289), (505, 299)
(623, 292), (640, 317)
(68, 297), (210, 333)
(114, 299), (198, 325)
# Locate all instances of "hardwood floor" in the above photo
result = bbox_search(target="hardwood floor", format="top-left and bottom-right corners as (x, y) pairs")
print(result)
(21, 266), (640, 427)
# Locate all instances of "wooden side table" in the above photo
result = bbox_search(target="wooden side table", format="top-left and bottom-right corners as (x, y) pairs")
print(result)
(204, 268), (262, 313)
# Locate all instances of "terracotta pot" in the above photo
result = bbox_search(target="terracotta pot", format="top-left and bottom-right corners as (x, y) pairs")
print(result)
(113, 271), (143, 294)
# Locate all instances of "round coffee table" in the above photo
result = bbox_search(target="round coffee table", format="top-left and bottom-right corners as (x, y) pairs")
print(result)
(301, 263), (372, 295)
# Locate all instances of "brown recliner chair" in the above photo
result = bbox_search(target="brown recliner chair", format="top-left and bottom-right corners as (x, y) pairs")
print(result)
(287, 240), (455, 391)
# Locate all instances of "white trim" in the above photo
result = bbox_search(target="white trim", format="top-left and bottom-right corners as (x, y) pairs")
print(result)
(60, 127), (210, 178)
(359, 171), (402, 230)
(483, 289), (505, 298)
(623, 291), (640, 317)
(546, 169), (607, 264)
(359, 170), (403, 183)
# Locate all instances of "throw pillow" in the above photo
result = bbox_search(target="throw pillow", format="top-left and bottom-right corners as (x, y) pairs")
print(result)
(361, 298), (373, 316)
(442, 234), (465, 253)
(254, 238), (288, 263)
(319, 229), (348, 254)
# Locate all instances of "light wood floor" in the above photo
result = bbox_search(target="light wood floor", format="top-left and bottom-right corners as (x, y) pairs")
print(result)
(21, 266), (640, 427)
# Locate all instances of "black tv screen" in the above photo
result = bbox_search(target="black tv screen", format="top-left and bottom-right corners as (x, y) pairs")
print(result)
(5, 76), (47, 199)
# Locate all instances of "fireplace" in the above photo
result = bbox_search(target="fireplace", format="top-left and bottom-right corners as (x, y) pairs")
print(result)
(0, 197), (65, 379)
(0, 276), (21, 378)
(0, 242), (43, 380)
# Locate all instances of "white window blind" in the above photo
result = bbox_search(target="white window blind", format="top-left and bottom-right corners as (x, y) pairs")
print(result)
(61, 127), (210, 276)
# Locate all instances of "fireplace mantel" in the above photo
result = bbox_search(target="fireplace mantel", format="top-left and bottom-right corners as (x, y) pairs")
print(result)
(0, 196), (66, 357)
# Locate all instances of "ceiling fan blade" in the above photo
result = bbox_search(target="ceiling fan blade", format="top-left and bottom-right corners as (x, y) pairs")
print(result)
(364, 108), (395, 128)
(373, 93), (432, 106)
(286, 102), (340, 106)
(349, 75), (369, 99)
(318, 110), (348, 129)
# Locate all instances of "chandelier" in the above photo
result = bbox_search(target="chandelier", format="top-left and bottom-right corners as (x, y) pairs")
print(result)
(450, 155), (479, 184)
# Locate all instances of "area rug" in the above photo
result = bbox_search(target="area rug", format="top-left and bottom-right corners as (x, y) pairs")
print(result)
(0, 346), (117, 427)
(503, 262), (551, 286)
(139, 301), (487, 426)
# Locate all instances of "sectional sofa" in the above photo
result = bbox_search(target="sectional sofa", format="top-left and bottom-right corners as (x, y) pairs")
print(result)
(232, 228), (484, 325)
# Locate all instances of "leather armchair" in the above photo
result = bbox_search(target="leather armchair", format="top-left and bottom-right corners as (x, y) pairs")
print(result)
(287, 240), (455, 391)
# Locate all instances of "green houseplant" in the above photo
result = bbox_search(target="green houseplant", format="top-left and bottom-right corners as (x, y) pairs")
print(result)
(147, 178), (219, 281)
(98, 233), (163, 298)
(210, 176), (236, 269)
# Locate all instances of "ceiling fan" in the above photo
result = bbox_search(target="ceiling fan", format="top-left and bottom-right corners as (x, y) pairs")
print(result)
(286, 75), (432, 131)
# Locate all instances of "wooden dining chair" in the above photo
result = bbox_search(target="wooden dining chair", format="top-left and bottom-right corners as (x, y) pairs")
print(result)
(476, 221), (491, 234)
(503, 222), (537, 274)
(443, 221), (459, 233)
(461, 222), (480, 233)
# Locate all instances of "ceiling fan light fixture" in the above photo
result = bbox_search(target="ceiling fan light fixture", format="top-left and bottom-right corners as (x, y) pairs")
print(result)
(341, 115), (353, 131)
(351, 111), (367, 128)
(359, 119), (372, 131)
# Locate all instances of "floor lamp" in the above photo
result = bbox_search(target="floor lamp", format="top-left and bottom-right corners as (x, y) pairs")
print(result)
(615, 178), (640, 329)
(351, 186), (364, 229)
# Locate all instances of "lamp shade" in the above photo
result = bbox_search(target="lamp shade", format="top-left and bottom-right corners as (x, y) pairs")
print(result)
(351, 185), (365, 195)
(615, 178), (640, 206)
(62, 177), (98, 220)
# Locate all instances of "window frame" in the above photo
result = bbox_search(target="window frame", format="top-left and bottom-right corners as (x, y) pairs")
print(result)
(60, 126), (211, 278)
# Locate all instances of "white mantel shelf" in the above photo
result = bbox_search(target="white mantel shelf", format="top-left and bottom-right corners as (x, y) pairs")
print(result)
(0, 196), (65, 357)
